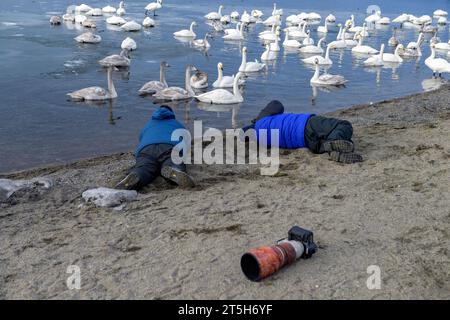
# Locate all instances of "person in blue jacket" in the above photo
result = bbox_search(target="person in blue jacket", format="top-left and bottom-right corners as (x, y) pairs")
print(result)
(116, 105), (195, 190)
(244, 100), (363, 164)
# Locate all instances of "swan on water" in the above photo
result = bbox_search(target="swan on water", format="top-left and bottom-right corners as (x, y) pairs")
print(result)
(376, 16), (391, 25)
(68, 66), (117, 101)
(106, 15), (126, 25)
(317, 22), (328, 34)
(138, 61), (170, 95)
(74, 32), (102, 43)
(437, 17), (447, 25)
(302, 30), (314, 46)
(75, 4), (92, 13)
(289, 22), (308, 38)
(75, 14), (87, 24)
(425, 44), (450, 77)
(263, 15), (281, 27)
(399, 43), (422, 57)
(50, 16), (61, 25)
(145, 0), (163, 16)
(325, 14), (336, 23)
(121, 37), (137, 51)
(223, 22), (244, 40)
(86, 8), (102, 16)
(102, 5), (117, 14)
(225, 22), (242, 35)
(241, 11), (256, 24)
(433, 9), (448, 17)
(259, 25), (279, 41)
(282, 29), (302, 48)
(363, 43), (385, 67)
(388, 28), (399, 46)
(82, 19), (96, 28)
(272, 3), (283, 16)
(173, 21), (197, 38)
(192, 33), (211, 49)
(117, 1), (126, 16)
(407, 32), (424, 49)
(239, 47), (266, 72)
(252, 10), (264, 18)
(365, 10), (381, 24)
(195, 72), (244, 104)
(310, 58), (346, 86)
(152, 65), (197, 101)
(63, 13), (75, 22)
(205, 5), (223, 20)
(121, 20), (142, 31)
(221, 15), (231, 24)
(230, 11), (240, 20)
(142, 17), (155, 27)
(434, 40), (450, 51)
(351, 34), (378, 54)
(261, 43), (277, 61)
(306, 12), (321, 21)
(99, 49), (131, 68)
(299, 37), (325, 53)
(212, 62), (245, 88)
(302, 44), (332, 65)
(269, 29), (281, 51)
(392, 14), (409, 27)
(190, 70), (208, 89)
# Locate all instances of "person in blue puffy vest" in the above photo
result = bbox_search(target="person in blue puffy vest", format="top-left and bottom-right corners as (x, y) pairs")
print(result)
(244, 100), (363, 163)
(116, 105), (195, 190)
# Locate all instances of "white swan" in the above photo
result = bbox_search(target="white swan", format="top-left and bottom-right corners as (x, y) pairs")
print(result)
(86, 8), (103, 16)
(352, 34), (378, 54)
(435, 40), (450, 51)
(74, 32), (102, 43)
(259, 24), (278, 41)
(153, 65), (197, 101)
(317, 23), (328, 34)
(68, 66), (117, 101)
(173, 21), (197, 38)
(388, 28), (399, 46)
(99, 49), (131, 67)
(82, 19), (96, 28)
(106, 15), (126, 25)
(326, 14), (336, 23)
(289, 22), (308, 38)
(121, 37), (137, 51)
(212, 62), (245, 88)
(138, 61), (169, 95)
(230, 11), (240, 20)
(241, 11), (256, 24)
(307, 12), (321, 21)
(407, 32), (424, 49)
(328, 26), (348, 49)
(272, 3), (283, 16)
(142, 17), (155, 27)
(382, 44), (403, 63)
(205, 5), (223, 20)
(302, 30), (314, 46)
(50, 16), (61, 25)
(192, 33), (211, 49)
(400, 43), (422, 57)
(437, 17), (447, 25)
(269, 29), (281, 52)
(196, 72), (244, 104)
(263, 15), (281, 27)
(121, 20), (142, 31)
(376, 16), (391, 25)
(261, 43), (277, 61)
(117, 1), (126, 16)
(190, 70), (208, 89)
(252, 10), (264, 18)
(392, 14), (409, 26)
(239, 47), (266, 72)
(363, 43), (385, 67)
(434, 9), (448, 17)
(75, 4), (92, 13)
(75, 14), (87, 24)
(145, 0), (163, 16)
(102, 5), (116, 14)
(225, 22), (241, 35)
(299, 37), (325, 53)
(283, 29), (302, 48)
(221, 15), (231, 24)
(302, 44), (332, 65)
(425, 44), (450, 76)
(310, 58), (346, 86)
(63, 13), (75, 22)
(223, 22), (244, 40)
(365, 10), (381, 24)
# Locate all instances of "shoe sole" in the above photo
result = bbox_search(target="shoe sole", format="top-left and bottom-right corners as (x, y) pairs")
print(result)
(323, 140), (354, 153)
(161, 166), (195, 188)
(329, 151), (363, 164)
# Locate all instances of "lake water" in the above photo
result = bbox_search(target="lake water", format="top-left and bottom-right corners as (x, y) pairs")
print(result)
(0, 0), (449, 172)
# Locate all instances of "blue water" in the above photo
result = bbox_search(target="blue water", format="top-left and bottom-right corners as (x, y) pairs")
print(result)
(0, 0), (449, 172)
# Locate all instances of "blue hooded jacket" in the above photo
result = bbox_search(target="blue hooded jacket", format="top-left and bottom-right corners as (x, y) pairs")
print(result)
(135, 107), (186, 155)
(254, 113), (314, 149)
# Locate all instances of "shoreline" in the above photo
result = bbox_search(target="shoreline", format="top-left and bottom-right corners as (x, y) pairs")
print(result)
(1, 84), (449, 299)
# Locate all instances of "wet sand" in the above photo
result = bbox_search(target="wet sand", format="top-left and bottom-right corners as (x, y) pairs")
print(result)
(1, 85), (450, 299)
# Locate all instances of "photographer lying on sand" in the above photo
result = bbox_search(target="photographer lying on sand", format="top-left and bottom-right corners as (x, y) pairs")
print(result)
(243, 100), (363, 164)
(116, 105), (195, 190)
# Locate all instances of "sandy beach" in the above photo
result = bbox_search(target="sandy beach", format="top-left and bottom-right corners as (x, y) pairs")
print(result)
(1, 85), (449, 299)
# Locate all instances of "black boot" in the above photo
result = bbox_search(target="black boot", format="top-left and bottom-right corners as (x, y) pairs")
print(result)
(329, 151), (363, 164)
(322, 140), (354, 153)
(161, 166), (195, 188)
(115, 172), (141, 190)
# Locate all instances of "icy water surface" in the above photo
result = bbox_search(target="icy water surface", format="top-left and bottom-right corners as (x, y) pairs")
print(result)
(0, 0), (449, 172)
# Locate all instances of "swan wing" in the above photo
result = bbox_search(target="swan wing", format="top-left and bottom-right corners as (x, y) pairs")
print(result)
(196, 89), (234, 104)
(139, 81), (166, 94)
(68, 86), (107, 100)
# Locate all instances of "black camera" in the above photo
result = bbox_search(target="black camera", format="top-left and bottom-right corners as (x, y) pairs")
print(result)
(287, 226), (317, 259)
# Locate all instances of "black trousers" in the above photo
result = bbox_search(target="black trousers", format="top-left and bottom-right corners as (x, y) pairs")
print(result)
(131, 143), (186, 188)
(252, 100), (354, 154)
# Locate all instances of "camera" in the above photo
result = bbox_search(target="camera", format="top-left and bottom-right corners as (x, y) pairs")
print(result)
(283, 226), (317, 259)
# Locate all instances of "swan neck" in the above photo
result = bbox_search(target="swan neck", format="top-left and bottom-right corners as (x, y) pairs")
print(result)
(325, 45), (330, 59)
(312, 64), (320, 81)
(190, 22), (195, 32)
(185, 67), (195, 96)
(217, 65), (223, 81)
(233, 73), (243, 101)
(160, 65), (167, 86)
(218, 6), (223, 15)
(107, 68), (117, 98)
(240, 50), (247, 70)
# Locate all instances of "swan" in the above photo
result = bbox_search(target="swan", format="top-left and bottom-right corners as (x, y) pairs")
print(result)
(190, 70), (208, 89)
(212, 62), (245, 88)
(425, 44), (450, 77)
(205, 5), (223, 20)
(117, 1), (126, 16)
(196, 72), (244, 104)
(302, 30), (314, 46)
(350, 22), (369, 37)
(328, 26), (348, 49)
(223, 22), (244, 40)
(269, 29), (281, 52)
(221, 15), (231, 24)
(81, 19), (96, 28)
(74, 32), (102, 43)
(68, 66), (117, 101)
(225, 22), (241, 35)
(365, 10), (381, 24)
(138, 61), (169, 95)
(63, 13), (75, 22)
(272, 3), (283, 16)
(142, 17), (155, 27)
(352, 34), (378, 54)
(399, 43), (422, 57)
(121, 20), (142, 31)
(283, 29), (302, 48)
(252, 10), (264, 18)
(230, 11), (240, 20)
(363, 43), (385, 66)
(239, 47), (266, 72)
(302, 44), (332, 65)
(173, 21), (197, 38)
(106, 15), (126, 25)
(259, 24), (277, 40)
(388, 28), (399, 46)
(75, 4), (92, 13)
(407, 32), (424, 49)
(437, 17), (447, 25)
(192, 33), (211, 48)
(413, 15), (432, 25)
(263, 15), (281, 27)
(345, 14), (355, 28)
(299, 37), (325, 53)
(241, 11), (256, 24)
(49, 16), (61, 25)
(121, 37), (137, 51)
(307, 12), (321, 21)
(434, 9), (448, 17)
(317, 23), (328, 34)
(102, 5), (117, 14)
(376, 16), (391, 25)
(310, 58), (346, 86)
(392, 14), (409, 27)
(286, 14), (302, 26)
(435, 40), (450, 51)
(145, 0), (162, 16)
(99, 49), (131, 67)
(382, 44), (403, 63)
(86, 8), (102, 16)
(289, 22), (308, 38)
(75, 14), (87, 24)
(261, 43), (277, 61)
(153, 65), (197, 101)
(326, 14), (336, 23)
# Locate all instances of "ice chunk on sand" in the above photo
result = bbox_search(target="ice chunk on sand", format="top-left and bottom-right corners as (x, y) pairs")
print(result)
(82, 187), (137, 208)
(0, 177), (53, 201)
